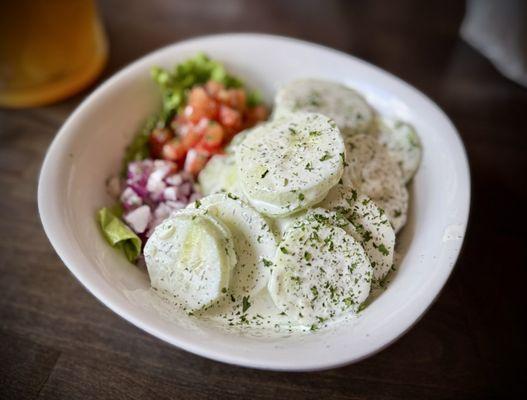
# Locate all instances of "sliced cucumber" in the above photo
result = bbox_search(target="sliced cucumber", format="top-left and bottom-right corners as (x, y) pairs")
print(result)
(268, 211), (373, 326)
(343, 134), (408, 232)
(271, 209), (307, 239)
(198, 154), (245, 199)
(188, 193), (277, 296)
(274, 79), (374, 136)
(225, 128), (252, 154)
(144, 210), (237, 312)
(318, 184), (395, 282)
(236, 112), (345, 217)
(375, 117), (422, 183)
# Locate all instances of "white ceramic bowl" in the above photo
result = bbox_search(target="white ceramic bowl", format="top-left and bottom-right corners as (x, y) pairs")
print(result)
(38, 33), (470, 371)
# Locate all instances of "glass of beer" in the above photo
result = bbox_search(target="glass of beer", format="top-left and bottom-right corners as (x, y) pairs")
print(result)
(0, 0), (108, 108)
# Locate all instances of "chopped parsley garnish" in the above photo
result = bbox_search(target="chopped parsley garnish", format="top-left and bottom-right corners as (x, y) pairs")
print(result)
(242, 296), (251, 312)
(195, 199), (202, 208)
(312, 213), (329, 223)
(262, 258), (273, 267)
(343, 297), (354, 307)
(320, 152), (332, 162)
(348, 262), (358, 274)
(362, 230), (372, 242)
(378, 243), (389, 256)
(280, 246), (289, 254)
(298, 193), (305, 201)
(339, 152), (347, 166)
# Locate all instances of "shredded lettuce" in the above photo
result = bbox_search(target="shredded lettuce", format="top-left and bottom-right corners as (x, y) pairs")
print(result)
(97, 206), (141, 262)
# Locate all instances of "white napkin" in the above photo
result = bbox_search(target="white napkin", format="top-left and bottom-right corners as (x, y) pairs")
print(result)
(461, 0), (527, 87)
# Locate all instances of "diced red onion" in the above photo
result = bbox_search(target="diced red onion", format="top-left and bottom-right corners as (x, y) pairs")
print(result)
(119, 159), (202, 238)
(189, 192), (202, 203)
(120, 187), (143, 210)
(124, 205), (151, 234)
(179, 182), (192, 198)
(163, 186), (178, 201)
(165, 174), (183, 186)
(165, 200), (186, 211)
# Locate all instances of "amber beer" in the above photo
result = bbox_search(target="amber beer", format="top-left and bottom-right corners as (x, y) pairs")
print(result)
(0, 0), (108, 107)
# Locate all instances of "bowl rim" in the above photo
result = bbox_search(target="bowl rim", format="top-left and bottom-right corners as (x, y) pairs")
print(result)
(38, 32), (471, 371)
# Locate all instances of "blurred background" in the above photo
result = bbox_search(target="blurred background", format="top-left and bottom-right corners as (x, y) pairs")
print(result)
(0, 0), (525, 398)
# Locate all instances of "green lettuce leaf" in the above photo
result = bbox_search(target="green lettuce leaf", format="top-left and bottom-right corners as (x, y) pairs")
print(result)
(97, 206), (141, 262)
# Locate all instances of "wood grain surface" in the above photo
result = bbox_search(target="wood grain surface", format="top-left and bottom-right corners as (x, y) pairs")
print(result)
(1, 0), (525, 398)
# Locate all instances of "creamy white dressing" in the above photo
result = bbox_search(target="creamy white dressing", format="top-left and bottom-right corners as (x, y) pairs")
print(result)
(318, 184), (396, 283)
(343, 134), (409, 233)
(374, 116), (422, 183)
(274, 79), (374, 136)
(236, 112), (345, 217)
(198, 154), (245, 199)
(142, 78), (421, 335)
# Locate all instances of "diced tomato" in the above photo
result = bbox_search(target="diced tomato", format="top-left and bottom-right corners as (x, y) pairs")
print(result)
(161, 138), (187, 162)
(186, 87), (218, 123)
(245, 105), (268, 128)
(171, 113), (187, 133)
(205, 81), (224, 98)
(159, 81), (269, 174)
(215, 88), (229, 104)
(193, 141), (224, 156)
(224, 88), (247, 112)
(181, 124), (203, 149)
(219, 105), (242, 132)
(207, 146), (225, 156)
(149, 127), (174, 158)
(200, 121), (224, 149)
(184, 148), (209, 175)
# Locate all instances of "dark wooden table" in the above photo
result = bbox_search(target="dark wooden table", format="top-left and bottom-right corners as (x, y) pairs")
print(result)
(1, 1), (525, 398)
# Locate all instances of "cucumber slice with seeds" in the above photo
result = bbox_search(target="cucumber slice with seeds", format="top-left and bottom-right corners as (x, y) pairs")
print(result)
(268, 210), (373, 326)
(198, 154), (245, 199)
(318, 184), (395, 282)
(144, 210), (236, 312)
(274, 79), (374, 136)
(236, 112), (345, 217)
(343, 134), (409, 232)
(374, 117), (422, 183)
(188, 193), (277, 296)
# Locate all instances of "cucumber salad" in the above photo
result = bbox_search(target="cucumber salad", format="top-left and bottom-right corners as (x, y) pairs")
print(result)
(99, 56), (422, 333)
